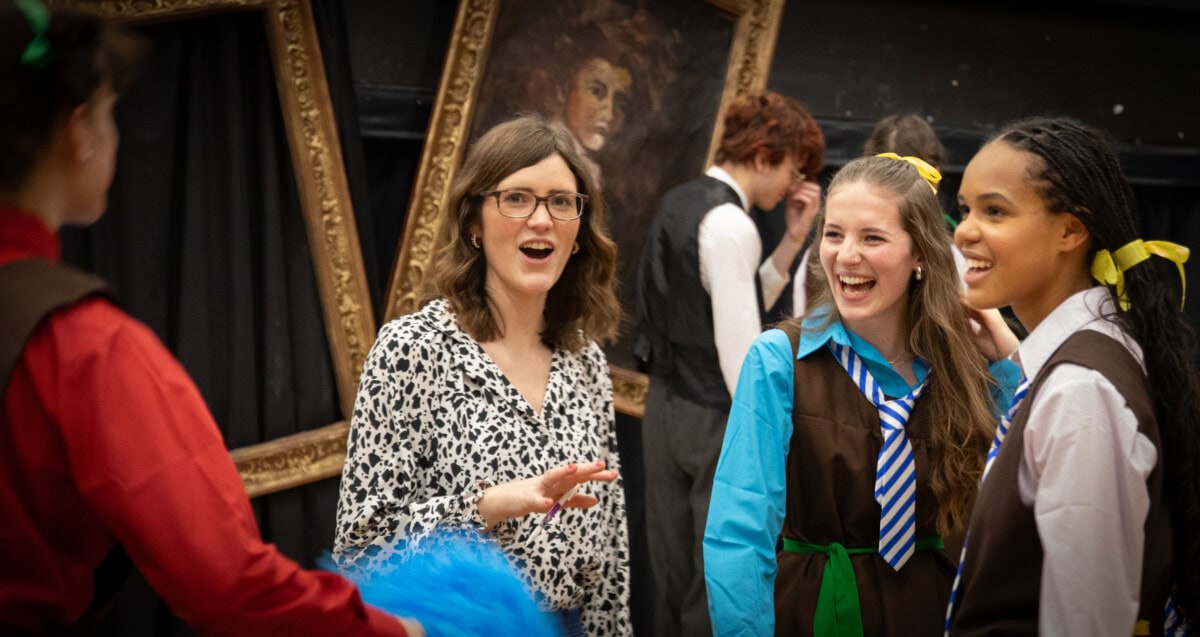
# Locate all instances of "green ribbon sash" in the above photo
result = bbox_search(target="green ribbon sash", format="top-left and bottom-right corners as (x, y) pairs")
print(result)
(783, 535), (944, 637)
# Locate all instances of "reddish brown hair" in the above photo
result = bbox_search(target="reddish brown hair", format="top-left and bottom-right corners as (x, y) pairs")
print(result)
(714, 91), (825, 178)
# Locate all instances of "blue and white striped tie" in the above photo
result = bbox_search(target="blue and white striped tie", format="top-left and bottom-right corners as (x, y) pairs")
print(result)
(982, 377), (1030, 482)
(832, 343), (926, 570)
(944, 375), (1030, 635)
(1165, 596), (1191, 637)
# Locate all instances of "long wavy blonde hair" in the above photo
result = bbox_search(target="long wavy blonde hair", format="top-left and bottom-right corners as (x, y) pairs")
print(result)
(804, 156), (997, 534)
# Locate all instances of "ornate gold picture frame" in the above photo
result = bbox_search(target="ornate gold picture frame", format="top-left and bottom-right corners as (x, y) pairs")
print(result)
(383, 0), (785, 417)
(51, 0), (373, 497)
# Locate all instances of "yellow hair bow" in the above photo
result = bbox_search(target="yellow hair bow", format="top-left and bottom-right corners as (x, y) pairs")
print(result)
(875, 152), (942, 194)
(1091, 239), (1189, 310)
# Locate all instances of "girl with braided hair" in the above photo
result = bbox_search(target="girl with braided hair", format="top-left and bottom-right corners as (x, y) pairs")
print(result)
(948, 116), (1198, 636)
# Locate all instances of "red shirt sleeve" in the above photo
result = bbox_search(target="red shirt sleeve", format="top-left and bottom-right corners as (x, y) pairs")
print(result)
(32, 298), (407, 637)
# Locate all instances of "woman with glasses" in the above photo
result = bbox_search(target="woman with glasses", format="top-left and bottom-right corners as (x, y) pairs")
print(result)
(334, 114), (630, 637)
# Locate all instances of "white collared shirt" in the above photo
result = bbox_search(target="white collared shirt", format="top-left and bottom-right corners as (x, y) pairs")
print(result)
(1014, 286), (1156, 636)
(697, 166), (789, 394)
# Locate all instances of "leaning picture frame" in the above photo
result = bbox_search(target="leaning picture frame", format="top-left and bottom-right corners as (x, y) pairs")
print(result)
(48, 0), (373, 497)
(384, 0), (785, 417)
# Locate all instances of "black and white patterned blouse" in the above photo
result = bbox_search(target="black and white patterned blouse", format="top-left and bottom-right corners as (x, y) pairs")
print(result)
(333, 298), (631, 636)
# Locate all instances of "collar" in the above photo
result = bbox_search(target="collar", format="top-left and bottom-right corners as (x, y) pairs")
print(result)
(797, 306), (929, 397)
(422, 297), (550, 421)
(705, 166), (750, 211)
(0, 203), (60, 263)
(1016, 286), (1143, 379)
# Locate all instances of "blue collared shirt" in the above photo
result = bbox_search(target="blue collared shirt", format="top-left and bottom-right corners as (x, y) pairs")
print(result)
(703, 313), (1020, 636)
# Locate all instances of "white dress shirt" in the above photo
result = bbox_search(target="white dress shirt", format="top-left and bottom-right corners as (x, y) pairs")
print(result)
(1014, 287), (1156, 636)
(697, 166), (789, 395)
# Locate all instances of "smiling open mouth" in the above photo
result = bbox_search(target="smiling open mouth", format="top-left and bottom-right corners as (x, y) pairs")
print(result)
(965, 258), (993, 273)
(520, 241), (553, 260)
(838, 275), (876, 294)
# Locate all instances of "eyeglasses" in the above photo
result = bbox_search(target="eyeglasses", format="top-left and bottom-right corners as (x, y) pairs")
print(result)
(477, 189), (587, 221)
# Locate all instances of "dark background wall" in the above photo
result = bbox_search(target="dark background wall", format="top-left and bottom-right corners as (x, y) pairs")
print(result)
(346, 0), (1200, 300)
(338, 3), (1199, 635)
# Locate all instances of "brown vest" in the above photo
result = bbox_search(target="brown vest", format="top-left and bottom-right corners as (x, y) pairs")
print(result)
(0, 257), (128, 633)
(0, 258), (111, 394)
(951, 330), (1172, 636)
(775, 322), (959, 636)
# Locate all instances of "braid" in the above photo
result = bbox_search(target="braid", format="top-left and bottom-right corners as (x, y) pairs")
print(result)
(1000, 117), (1200, 623)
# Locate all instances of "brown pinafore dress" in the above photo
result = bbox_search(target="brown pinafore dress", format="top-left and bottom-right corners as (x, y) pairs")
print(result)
(774, 323), (958, 636)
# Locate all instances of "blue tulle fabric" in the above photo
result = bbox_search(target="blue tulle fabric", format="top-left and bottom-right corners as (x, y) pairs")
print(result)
(327, 530), (561, 637)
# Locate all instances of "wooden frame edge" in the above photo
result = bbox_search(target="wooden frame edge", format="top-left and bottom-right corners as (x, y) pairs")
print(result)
(264, 0), (376, 418)
(51, 0), (375, 495)
(230, 421), (350, 497)
(382, 0), (497, 321)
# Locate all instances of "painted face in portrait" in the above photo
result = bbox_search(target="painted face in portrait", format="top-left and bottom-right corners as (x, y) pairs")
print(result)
(820, 181), (922, 336)
(471, 153), (583, 305)
(564, 57), (632, 153)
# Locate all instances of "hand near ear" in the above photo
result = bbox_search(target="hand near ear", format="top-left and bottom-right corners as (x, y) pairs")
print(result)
(962, 301), (1020, 362)
(785, 181), (822, 242)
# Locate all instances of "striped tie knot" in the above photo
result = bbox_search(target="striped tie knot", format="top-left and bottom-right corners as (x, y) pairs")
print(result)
(832, 343), (925, 570)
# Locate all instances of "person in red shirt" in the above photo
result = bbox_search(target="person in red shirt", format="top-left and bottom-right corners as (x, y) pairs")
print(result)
(0, 2), (422, 634)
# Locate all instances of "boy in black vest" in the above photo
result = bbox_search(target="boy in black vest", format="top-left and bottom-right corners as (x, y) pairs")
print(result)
(634, 91), (824, 637)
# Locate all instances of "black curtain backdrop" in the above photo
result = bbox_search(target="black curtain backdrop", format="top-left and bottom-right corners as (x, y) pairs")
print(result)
(59, 4), (373, 634)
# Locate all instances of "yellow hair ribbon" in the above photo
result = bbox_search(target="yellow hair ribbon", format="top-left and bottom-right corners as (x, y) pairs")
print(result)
(874, 152), (942, 194)
(1090, 239), (1189, 310)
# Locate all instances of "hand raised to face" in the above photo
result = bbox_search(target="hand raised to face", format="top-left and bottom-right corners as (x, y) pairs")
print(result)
(785, 180), (822, 242)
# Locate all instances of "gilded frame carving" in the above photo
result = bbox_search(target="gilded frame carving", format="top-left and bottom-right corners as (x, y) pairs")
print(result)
(52, 0), (373, 497)
(383, 0), (785, 416)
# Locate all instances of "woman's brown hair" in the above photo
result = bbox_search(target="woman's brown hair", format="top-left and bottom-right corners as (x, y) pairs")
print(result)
(424, 113), (620, 351)
(862, 114), (946, 168)
(0, 1), (145, 192)
(802, 155), (997, 535)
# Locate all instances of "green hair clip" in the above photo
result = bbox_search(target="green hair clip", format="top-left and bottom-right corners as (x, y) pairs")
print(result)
(16, 0), (51, 66)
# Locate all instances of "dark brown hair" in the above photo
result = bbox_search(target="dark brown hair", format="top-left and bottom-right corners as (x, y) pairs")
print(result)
(424, 114), (620, 351)
(0, 2), (146, 192)
(862, 114), (946, 168)
(803, 155), (998, 535)
(714, 91), (825, 179)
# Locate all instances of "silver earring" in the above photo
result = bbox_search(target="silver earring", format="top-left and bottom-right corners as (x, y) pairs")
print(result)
(469, 234), (481, 250)
(915, 266), (924, 280)
(572, 242), (580, 255)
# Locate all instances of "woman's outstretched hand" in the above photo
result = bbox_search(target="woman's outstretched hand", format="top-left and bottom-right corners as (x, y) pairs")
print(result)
(477, 460), (618, 530)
